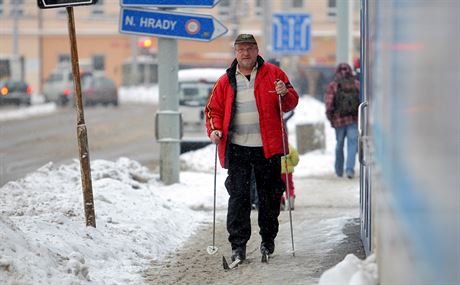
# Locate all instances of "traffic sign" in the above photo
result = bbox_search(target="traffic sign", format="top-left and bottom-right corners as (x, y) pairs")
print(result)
(272, 13), (311, 54)
(121, 0), (221, 8)
(37, 0), (97, 9)
(120, 8), (227, 41)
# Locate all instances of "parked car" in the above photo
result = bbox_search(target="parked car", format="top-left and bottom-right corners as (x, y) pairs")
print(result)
(43, 65), (92, 106)
(178, 68), (225, 153)
(80, 75), (118, 106)
(0, 79), (32, 106)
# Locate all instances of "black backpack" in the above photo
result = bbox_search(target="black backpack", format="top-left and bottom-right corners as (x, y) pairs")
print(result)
(333, 77), (360, 116)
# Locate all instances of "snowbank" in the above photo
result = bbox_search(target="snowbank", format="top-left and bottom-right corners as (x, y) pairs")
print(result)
(318, 254), (378, 285)
(0, 158), (228, 284)
(0, 103), (57, 122)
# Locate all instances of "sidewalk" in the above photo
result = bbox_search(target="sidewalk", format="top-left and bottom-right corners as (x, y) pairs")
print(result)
(145, 174), (365, 284)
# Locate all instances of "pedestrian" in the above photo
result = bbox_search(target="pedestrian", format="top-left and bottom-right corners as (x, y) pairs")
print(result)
(280, 144), (299, 211)
(205, 34), (299, 262)
(325, 63), (360, 178)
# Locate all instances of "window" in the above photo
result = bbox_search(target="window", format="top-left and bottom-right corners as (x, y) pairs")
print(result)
(0, 0), (4, 16)
(0, 58), (10, 79)
(92, 55), (105, 71)
(179, 82), (214, 106)
(219, 0), (230, 7)
(81, 76), (92, 89)
(92, 0), (103, 15)
(10, 0), (23, 16)
(328, 0), (337, 18)
(254, 0), (262, 17)
(47, 73), (63, 82)
(57, 7), (66, 16)
(292, 0), (303, 8)
(122, 59), (158, 85)
(218, 0), (230, 19)
(58, 54), (70, 64)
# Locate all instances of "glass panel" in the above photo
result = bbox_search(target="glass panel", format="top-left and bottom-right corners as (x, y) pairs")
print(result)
(10, 0), (23, 16)
(47, 73), (63, 82)
(328, 0), (337, 17)
(179, 82), (213, 106)
(81, 76), (92, 89)
(292, 0), (303, 8)
(92, 55), (105, 71)
(92, 0), (104, 15)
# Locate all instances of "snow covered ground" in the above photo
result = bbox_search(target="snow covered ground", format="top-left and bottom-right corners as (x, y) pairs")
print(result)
(0, 92), (376, 284)
(0, 103), (56, 122)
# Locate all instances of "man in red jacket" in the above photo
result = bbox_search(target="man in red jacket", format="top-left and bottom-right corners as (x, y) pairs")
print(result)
(205, 34), (299, 262)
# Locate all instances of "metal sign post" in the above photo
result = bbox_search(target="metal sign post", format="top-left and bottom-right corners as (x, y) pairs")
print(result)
(157, 36), (180, 185)
(119, 3), (227, 185)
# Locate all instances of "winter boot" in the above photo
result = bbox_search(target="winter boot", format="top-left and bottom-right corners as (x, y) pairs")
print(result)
(260, 240), (275, 255)
(260, 240), (274, 263)
(231, 246), (246, 261)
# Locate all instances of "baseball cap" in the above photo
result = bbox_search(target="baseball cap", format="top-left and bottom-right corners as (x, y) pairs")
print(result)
(234, 34), (257, 46)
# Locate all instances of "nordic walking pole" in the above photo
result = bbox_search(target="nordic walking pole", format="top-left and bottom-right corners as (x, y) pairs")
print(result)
(207, 144), (219, 255)
(278, 91), (296, 257)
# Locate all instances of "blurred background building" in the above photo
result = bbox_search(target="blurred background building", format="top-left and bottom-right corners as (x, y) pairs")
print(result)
(0, 0), (360, 98)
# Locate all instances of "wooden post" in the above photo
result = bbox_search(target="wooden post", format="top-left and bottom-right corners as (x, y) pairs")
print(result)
(66, 7), (96, 227)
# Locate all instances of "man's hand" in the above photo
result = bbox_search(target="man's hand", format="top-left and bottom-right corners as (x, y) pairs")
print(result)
(210, 130), (222, 144)
(275, 80), (288, 97)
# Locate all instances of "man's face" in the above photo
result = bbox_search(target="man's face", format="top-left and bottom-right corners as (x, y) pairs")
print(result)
(235, 43), (258, 69)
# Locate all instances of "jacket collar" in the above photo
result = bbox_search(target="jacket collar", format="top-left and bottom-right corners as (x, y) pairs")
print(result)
(228, 55), (265, 74)
(227, 55), (265, 87)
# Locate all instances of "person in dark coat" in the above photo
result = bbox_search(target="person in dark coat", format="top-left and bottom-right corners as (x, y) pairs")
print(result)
(325, 63), (360, 178)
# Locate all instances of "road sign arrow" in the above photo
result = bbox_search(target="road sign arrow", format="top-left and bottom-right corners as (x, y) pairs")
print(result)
(120, 0), (221, 8)
(120, 8), (227, 41)
(272, 13), (311, 54)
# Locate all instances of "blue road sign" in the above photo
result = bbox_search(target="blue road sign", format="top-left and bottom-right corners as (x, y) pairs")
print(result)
(120, 8), (227, 41)
(121, 0), (221, 8)
(272, 13), (311, 54)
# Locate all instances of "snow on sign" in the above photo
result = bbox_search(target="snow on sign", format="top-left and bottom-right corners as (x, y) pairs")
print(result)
(120, 8), (227, 41)
(37, 0), (98, 9)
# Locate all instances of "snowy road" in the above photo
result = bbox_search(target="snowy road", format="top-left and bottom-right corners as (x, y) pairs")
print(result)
(0, 104), (159, 186)
(144, 175), (365, 284)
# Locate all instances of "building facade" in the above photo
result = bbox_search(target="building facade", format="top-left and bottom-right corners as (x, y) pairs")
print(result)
(0, 0), (360, 94)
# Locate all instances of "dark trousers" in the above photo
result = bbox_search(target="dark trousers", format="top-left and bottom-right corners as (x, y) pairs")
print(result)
(225, 144), (285, 250)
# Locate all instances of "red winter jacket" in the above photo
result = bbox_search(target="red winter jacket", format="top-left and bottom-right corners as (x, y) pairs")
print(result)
(205, 56), (299, 168)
